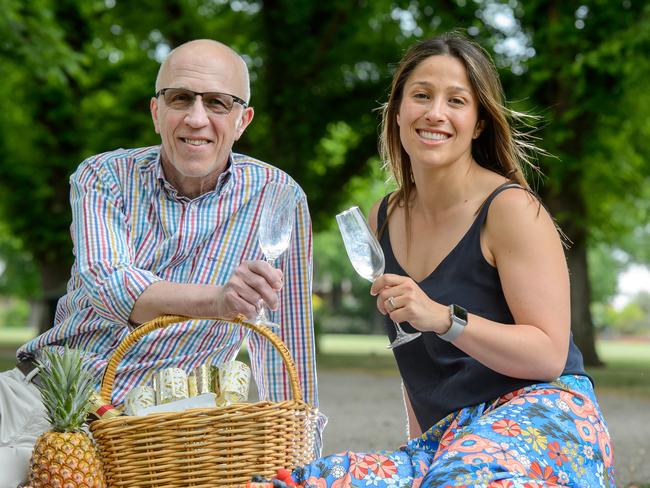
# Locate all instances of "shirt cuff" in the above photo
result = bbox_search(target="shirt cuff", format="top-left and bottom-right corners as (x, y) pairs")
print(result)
(96, 267), (162, 325)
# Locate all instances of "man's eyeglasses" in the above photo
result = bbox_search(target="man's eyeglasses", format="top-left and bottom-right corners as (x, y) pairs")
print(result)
(155, 88), (248, 115)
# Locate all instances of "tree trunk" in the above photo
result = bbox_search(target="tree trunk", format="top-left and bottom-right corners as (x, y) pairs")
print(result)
(544, 180), (603, 367)
(565, 235), (603, 366)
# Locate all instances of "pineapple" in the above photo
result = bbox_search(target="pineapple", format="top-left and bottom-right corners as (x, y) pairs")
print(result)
(28, 346), (105, 488)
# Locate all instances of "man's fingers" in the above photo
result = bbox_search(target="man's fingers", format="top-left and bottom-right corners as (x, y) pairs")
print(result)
(246, 260), (283, 290)
(247, 260), (283, 309)
(222, 281), (258, 307)
(223, 261), (282, 315)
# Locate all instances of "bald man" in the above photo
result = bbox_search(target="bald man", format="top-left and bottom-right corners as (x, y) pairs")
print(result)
(0, 39), (323, 487)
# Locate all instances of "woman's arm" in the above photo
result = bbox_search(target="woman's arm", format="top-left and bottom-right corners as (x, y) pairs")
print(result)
(461, 188), (570, 380)
(372, 189), (570, 382)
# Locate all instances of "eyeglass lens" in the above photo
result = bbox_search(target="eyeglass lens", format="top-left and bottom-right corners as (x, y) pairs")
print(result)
(162, 88), (237, 114)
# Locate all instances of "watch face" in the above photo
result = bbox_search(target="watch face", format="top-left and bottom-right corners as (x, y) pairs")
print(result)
(452, 304), (468, 322)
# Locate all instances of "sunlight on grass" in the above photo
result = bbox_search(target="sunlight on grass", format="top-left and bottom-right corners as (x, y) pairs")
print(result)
(0, 327), (37, 345)
(317, 335), (396, 373)
(596, 340), (650, 367)
(320, 334), (650, 363)
(320, 334), (393, 356)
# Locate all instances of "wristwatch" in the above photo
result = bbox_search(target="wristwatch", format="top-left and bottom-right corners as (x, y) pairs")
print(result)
(437, 304), (468, 342)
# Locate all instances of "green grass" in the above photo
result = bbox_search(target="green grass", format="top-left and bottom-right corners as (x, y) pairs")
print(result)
(596, 340), (650, 366)
(320, 334), (393, 355)
(0, 326), (37, 371)
(318, 334), (650, 397)
(589, 339), (650, 397)
(317, 334), (396, 374)
(0, 326), (37, 345)
(0, 357), (14, 370)
(2, 329), (648, 397)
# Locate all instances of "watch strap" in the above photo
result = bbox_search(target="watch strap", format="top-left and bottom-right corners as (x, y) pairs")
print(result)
(438, 304), (468, 342)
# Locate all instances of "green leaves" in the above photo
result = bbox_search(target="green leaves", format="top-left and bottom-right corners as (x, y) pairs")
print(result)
(36, 346), (97, 432)
(0, 0), (648, 346)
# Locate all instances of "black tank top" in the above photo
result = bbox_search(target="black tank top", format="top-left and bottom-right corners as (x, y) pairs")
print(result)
(377, 183), (588, 432)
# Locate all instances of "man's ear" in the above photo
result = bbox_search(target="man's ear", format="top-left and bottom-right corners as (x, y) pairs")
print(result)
(473, 120), (486, 139)
(150, 97), (161, 134)
(234, 106), (255, 140)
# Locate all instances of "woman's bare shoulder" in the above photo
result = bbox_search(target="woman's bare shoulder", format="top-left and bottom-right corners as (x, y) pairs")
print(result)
(485, 185), (560, 252)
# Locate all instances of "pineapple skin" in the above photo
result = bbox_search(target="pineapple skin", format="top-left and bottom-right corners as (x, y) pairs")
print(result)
(29, 424), (105, 488)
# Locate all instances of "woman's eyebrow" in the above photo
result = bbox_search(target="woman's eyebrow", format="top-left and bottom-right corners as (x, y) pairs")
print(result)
(408, 81), (471, 93)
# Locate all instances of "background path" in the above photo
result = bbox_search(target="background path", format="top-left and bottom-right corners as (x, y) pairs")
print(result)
(317, 370), (649, 487)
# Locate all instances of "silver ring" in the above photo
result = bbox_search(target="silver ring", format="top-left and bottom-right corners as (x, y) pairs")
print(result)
(388, 296), (397, 311)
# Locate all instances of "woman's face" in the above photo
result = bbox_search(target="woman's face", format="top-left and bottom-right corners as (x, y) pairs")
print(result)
(397, 54), (483, 172)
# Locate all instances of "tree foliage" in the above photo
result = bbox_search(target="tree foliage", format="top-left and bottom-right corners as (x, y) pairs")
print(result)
(505, 0), (650, 363)
(0, 0), (648, 364)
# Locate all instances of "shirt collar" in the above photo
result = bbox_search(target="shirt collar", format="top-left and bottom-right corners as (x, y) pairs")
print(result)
(154, 151), (234, 202)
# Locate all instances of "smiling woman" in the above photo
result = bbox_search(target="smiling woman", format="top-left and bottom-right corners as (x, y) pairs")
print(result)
(279, 31), (616, 488)
(396, 55), (483, 175)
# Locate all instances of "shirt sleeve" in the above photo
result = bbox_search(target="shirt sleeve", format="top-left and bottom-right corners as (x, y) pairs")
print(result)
(70, 155), (162, 326)
(246, 185), (327, 457)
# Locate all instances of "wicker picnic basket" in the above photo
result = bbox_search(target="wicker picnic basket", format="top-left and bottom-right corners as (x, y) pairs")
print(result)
(89, 314), (317, 487)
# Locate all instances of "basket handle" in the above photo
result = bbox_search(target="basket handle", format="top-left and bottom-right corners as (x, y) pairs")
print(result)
(99, 314), (303, 404)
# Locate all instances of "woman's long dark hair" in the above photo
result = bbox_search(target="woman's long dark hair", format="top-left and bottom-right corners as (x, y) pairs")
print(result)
(378, 32), (542, 236)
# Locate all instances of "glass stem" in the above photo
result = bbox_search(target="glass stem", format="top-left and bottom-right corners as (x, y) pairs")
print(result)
(255, 256), (278, 324)
(393, 320), (407, 335)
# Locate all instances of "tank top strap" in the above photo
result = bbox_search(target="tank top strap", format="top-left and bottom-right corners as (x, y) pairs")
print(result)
(377, 193), (392, 230)
(377, 184), (526, 245)
(474, 182), (525, 227)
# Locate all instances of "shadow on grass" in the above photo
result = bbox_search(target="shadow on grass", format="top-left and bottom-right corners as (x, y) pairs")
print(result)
(0, 357), (16, 371)
(587, 361), (650, 398)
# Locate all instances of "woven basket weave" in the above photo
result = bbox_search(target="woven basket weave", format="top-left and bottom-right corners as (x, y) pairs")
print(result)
(89, 314), (317, 487)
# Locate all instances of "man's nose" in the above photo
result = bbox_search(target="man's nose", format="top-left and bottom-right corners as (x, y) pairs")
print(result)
(184, 96), (210, 127)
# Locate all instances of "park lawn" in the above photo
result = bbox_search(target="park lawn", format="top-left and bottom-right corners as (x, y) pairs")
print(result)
(590, 339), (650, 397)
(0, 326), (37, 345)
(1, 329), (648, 397)
(317, 335), (650, 397)
(0, 327), (37, 371)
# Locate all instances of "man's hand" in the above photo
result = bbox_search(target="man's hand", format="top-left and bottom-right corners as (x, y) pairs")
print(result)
(128, 260), (283, 325)
(217, 260), (283, 320)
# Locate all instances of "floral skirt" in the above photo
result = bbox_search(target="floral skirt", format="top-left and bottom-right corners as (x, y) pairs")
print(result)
(293, 375), (615, 487)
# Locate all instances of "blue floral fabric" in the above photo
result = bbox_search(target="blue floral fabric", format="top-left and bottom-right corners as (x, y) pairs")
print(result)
(293, 375), (615, 487)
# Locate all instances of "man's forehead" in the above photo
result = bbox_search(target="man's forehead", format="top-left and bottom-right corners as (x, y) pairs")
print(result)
(157, 42), (247, 94)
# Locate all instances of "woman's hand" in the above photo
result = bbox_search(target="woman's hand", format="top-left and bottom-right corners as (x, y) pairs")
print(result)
(370, 274), (449, 334)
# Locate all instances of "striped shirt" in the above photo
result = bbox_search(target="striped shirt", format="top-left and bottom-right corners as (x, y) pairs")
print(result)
(18, 146), (325, 451)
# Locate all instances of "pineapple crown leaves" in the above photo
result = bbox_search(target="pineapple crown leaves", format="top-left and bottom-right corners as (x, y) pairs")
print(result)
(35, 346), (98, 432)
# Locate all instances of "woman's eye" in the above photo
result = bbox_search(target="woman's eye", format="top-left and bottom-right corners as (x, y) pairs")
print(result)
(413, 92), (429, 100)
(449, 97), (465, 105)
